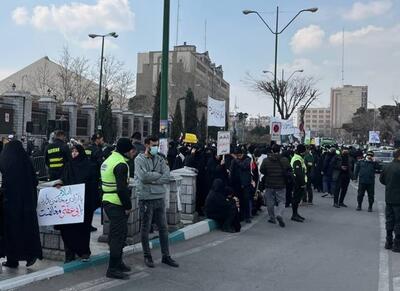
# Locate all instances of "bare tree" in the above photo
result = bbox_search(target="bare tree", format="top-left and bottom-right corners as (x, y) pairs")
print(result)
(250, 75), (319, 120)
(71, 56), (94, 104)
(114, 70), (135, 110)
(57, 46), (74, 101)
(28, 58), (56, 96)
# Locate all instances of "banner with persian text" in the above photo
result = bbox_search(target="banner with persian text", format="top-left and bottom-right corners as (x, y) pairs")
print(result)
(37, 184), (85, 226)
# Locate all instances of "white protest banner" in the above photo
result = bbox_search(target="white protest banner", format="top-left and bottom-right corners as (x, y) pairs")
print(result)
(315, 137), (321, 146)
(271, 122), (282, 141)
(270, 117), (295, 135)
(369, 131), (380, 144)
(207, 96), (226, 127)
(159, 138), (169, 157)
(37, 184), (85, 226)
(217, 131), (231, 156)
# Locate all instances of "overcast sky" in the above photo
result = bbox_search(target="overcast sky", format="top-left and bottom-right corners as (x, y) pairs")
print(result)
(1, 0), (399, 116)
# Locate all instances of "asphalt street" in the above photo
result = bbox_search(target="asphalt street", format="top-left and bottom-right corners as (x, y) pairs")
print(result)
(21, 176), (398, 291)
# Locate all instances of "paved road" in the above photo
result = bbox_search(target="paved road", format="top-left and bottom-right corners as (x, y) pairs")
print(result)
(21, 176), (398, 291)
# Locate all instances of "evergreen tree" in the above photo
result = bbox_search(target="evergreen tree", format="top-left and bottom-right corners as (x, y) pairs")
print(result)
(152, 73), (161, 135)
(199, 112), (207, 144)
(99, 88), (114, 143)
(171, 101), (183, 141)
(184, 88), (198, 133)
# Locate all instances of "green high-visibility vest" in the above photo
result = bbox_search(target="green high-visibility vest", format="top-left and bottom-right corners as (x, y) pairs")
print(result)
(291, 153), (308, 183)
(101, 151), (129, 206)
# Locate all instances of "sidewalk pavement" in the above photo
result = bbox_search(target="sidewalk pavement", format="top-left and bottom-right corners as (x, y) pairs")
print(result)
(0, 213), (217, 291)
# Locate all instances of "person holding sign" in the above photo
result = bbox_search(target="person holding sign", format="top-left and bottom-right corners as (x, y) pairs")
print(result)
(101, 138), (136, 280)
(56, 144), (98, 263)
(0, 140), (42, 268)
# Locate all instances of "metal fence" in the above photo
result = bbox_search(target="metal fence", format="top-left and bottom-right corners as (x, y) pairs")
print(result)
(31, 156), (48, 181)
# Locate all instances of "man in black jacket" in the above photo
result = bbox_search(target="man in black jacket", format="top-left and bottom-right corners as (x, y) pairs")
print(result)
(260, 144), (290, 227)
(291, 144), (307, 222)
(44, 130), (70, 181)
(354, 151), (380, 212)
(380, 149), (400, 252)
(333, 147), (353, 208)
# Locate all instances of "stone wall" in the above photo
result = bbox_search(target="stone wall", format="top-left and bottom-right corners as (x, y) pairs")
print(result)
(171, 167), (197, 222)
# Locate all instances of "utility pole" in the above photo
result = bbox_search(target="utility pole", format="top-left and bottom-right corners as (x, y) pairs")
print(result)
(160, 0), (170, 138)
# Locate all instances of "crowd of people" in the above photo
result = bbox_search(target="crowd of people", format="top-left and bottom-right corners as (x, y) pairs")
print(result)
(0, 130), (399, 280)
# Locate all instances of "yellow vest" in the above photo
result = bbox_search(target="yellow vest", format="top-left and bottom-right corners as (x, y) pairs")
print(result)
(101, 151), (129, 206)
(291, 154), (308, 183)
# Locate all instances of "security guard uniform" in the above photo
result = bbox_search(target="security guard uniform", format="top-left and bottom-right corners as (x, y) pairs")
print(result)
(44, 138), (70, 181)
(101, 142), (133, 279)
(290, 150), (307, 222)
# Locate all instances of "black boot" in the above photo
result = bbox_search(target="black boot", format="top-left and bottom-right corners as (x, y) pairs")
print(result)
(162, 256), (179, 268)
(356, 204), (362, 211)
(144, 256), (155, 268)
(2, 260), (19, 268)
(392, 239), (400, 253)
(119, 262), (131, 272)
(106, 269), (129, 280)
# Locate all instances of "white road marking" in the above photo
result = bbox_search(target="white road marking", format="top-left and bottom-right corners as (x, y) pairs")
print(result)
(59, 212), (267, 291)
(378, 202), (390, 291)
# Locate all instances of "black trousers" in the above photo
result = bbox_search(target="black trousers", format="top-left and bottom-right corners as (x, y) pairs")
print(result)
(239, 186), (252, 220)
(104, 203), (128, 271)
(303, 177), (313, 203)
(357, 183), (375, 206)
(334, 175), (350, 204)
(139, 199), (170, 258)
(285, 183), (293, 207)
(292, 186), (305, 216)
(386, 204), (400, 241)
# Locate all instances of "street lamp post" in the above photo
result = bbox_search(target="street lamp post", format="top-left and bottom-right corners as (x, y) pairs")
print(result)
(88, 32), (118, 132)
(160, 0), (171, 138)
(243, 7), (318, 117)
(368, 101), (377, 131)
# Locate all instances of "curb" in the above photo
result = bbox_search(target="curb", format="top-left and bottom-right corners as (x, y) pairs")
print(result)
(0, 219), (218, 290)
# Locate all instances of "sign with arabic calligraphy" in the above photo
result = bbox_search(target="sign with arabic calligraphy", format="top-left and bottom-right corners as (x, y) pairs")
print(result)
(37, 184), (85, 226)
(207, 96), (226, 127)
(217, 131), (231, 156)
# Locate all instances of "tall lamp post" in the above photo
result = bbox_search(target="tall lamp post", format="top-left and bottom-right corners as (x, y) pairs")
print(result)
(243, 7), (318, 117)
(160, 0), (170, 138)
(88, 32), (118, 131)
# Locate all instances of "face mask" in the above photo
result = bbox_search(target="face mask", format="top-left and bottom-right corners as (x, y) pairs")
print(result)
(150, 146), (158, 156)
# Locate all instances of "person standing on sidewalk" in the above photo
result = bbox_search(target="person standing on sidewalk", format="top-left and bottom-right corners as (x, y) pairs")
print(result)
(379, 149), (400, 252)
(291, 144), (307, 223)
(44, 130), (70, 181)
(260, 144), (290, 228)
(134, 135), (179, 269)
(354, 151), (380, 212)
(101, 138), (135, 280)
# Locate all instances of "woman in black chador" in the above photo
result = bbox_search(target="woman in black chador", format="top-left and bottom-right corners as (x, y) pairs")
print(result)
(0, 140), (42, 268)
(58, 144), (98, 263)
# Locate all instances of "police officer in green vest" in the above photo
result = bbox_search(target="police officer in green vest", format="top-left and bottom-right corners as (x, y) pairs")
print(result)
(44, 130), (70, 181)
(101, 138), (136, 280)
(291, 144), (307, 223)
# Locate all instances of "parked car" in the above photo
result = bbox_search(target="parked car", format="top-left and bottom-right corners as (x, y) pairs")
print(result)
(373, 150), (394, 172)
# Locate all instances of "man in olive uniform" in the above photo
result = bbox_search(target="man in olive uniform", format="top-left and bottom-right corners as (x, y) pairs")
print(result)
(85, 133), (105, 167)
(44, 130), (70, 181)
(101, 138), (135, 280)
(291, 144), (307, 222)
(85, 133), (105, 232)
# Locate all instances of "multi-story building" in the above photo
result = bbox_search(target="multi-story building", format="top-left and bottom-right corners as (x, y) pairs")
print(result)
(245, 115), (270, 129)
(330, 85), (368, 135)
(298, 107), (331, 137)
(134, 43), (230, 123)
